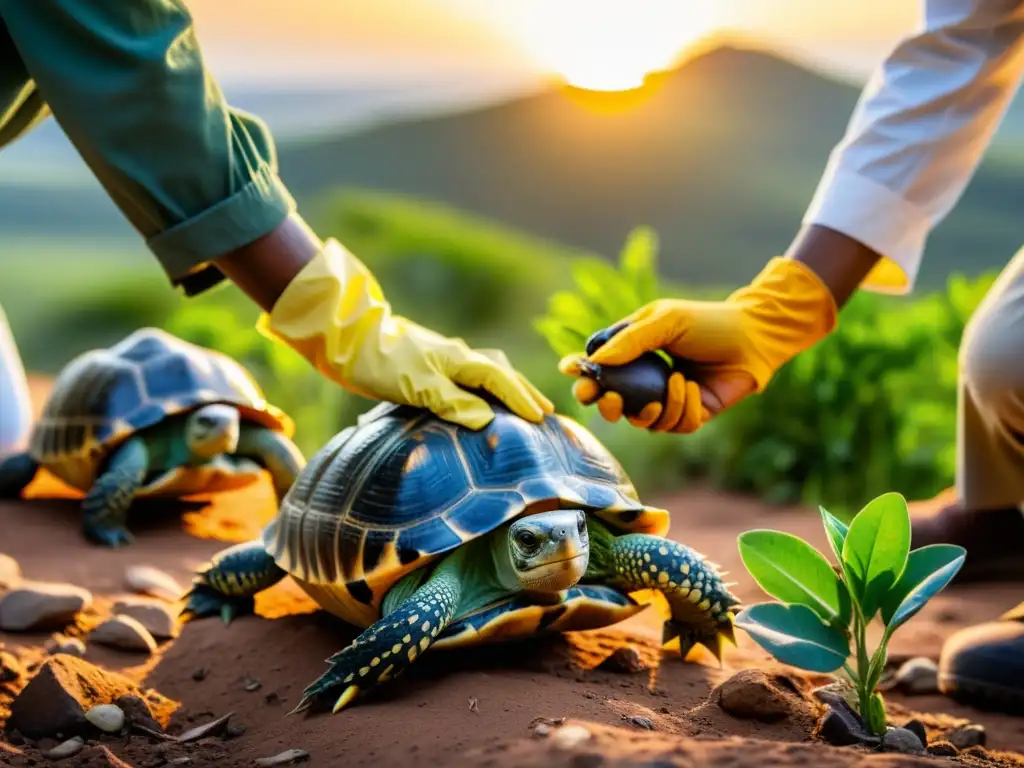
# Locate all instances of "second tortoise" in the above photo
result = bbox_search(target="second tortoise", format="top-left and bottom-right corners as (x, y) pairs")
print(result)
(183, 402), (740, 714)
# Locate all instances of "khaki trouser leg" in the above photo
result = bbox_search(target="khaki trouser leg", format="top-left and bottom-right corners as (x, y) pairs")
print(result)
(957, 245), (1024, 509)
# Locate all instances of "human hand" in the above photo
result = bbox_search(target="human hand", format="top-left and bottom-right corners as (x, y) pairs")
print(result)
(558, 257), (838, 433)
(258, 239), (553, 430)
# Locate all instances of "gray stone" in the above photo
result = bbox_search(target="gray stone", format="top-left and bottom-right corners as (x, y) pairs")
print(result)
(85, 703), (125, 733)
(111, 597), (179, 639)
(254, 749), (311, 766)
(44, 736), (85, 760)
(124, 565), (183, 602)
(882, 727), (926, 755)
(45, 634), (86, 657)
(89, 614), (157, 653)
(0, 581), (92, 631)
(946, 724), (986, 750)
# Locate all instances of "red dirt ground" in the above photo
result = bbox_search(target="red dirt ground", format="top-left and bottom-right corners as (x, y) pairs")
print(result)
(1, 376), (1022, 767)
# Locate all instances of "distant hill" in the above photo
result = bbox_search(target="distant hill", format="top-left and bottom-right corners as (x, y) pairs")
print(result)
(1, 43), (1021, 290)
(278, 44), (1023, 290)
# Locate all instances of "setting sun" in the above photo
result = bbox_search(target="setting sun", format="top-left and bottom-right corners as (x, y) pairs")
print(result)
(458, 1), (724, 92)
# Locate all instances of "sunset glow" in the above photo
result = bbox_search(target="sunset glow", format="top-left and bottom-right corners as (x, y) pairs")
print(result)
(452, 1), (725, 92)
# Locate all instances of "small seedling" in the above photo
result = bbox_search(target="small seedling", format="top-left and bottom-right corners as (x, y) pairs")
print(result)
(733, 491), (965, 736)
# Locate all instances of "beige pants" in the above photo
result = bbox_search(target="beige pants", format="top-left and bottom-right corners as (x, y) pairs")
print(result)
(958, 245), (1024, 509)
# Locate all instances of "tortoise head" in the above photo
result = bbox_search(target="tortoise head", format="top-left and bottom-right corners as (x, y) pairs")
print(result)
(498, 510), (590, 593)
(186, 404), (240, 459)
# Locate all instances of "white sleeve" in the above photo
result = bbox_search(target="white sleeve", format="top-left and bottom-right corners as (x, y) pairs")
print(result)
(802, 0), (1024, 294)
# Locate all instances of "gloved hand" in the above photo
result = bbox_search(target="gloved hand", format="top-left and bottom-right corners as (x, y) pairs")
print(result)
(257, 239), (554, 430)
(559, 257), (838, 433)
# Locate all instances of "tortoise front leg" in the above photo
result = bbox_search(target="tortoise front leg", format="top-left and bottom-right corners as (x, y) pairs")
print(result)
(235, 424), (305, 503)
(594, 531), (740, 661)
(291, 566), (462, 716)
(181, 541), (286, 624)
(0, 452), (38, 498)
(82, 438), (148, 547)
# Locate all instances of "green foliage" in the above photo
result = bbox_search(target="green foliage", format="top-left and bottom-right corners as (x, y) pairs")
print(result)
(735, 492), (965, 735)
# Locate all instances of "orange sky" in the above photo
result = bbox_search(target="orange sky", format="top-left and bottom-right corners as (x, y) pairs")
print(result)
(185, 0), (920, 87)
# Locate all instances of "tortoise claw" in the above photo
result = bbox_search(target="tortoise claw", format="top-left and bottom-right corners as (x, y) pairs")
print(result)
(332, 685), (360, 714)
(179, 584), (254, 625)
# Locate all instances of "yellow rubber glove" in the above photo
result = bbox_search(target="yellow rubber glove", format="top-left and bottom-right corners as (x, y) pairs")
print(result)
(257, 239), (554, 430)
(559, 257), (838, 433)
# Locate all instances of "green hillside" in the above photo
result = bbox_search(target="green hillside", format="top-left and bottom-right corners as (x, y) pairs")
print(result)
(278, 45), (1023, 291)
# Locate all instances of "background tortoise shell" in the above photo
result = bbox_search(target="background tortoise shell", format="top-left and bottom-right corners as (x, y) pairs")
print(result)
(262, 402), (669, 629)
(30, 327), (292, 491)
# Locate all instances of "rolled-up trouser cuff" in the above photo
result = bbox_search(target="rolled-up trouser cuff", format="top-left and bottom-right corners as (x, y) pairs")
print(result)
(146, 165), (297, 296)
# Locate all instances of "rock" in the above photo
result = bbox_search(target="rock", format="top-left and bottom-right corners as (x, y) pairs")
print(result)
(89, 614), (157, 653)
(45, 634), (86, 657)
(0, 552), (21, 590)
(945, 724), (986, 750)
(716, 669), (802, 722)
(815, 701), (879, 748)
(114, 693), (163, 732)
(903, 719), (928, 747)
(0, 581), (92, 631)
(889, 657), (939, 695)
(177, 712), (234, 743)
(6, 654), (170, 739)
(254, 749), (311, 766)
(811, 682), (859, 710)
(168, 758), (194, 766)
(85, 703), (125, 733)
(226, 722), (247, 739)
(927, 741), (959, 757)
(111, 597), (179, 639)
(243, 675), (262, 692)
(44, 736), (85, 760)
(598, 646), (648, 674)
(125, 565), (183, 602)
(552, 725), (593, 750)
(625, 715), (654, 730)
(0, 649), (23, 682)
(882, 727), (926, 754)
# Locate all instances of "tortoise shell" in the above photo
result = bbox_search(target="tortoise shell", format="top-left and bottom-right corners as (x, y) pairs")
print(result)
(30, 327), (293, 491)
(262, 401), (669, 629)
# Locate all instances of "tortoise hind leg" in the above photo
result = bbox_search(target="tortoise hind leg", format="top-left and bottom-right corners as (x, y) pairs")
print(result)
(595, 529), (741, 662)
(291, 565), (462, 716)
(181, 541), (286, 625)
(0, 452), (38, 498)
(82, 438), (148, 547)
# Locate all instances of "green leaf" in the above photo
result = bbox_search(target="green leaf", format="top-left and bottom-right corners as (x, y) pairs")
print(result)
(733, 602), (850, 673)
(841, 492), (911, 620)
(619, 226), (659, 303)
(865, 692), (888, 736)
(819, 506), (848, 564)
(738, 530), (851, 626)
(880, 544), (966, 631)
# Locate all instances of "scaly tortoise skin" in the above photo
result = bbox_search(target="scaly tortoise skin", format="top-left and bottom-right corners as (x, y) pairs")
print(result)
(0, 327), (305, 546)
(182, 401), (740, 714)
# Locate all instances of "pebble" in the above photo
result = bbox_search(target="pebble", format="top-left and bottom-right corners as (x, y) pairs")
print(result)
(0, 581), (92, 631)
(85, 703), (126, 733)
(89, 614), (157, 653)
(552, 725), (593, 750)
(946, 724), (986, 750)
(927, 741), (960, 757)
(111, 597), (179, 639)
(177, 712), (235, 743)
(903, 719), (928, 747)
(0, 649), (23, 682)
(882, 727), (925, 755)
(717, 669), (801, 722)
(0, 553), (21, 590)
(815, 701), (879, 748)
(889, 657), (939, 695)
(598, 646), (648, 674)
(44, 736), (85, 760)
(125, 565), (183, 602)
(626, 715), (654, 730)
(168, 759), (194, 766)
(45, 634), (86, 657)
(254, 749), (311, 766)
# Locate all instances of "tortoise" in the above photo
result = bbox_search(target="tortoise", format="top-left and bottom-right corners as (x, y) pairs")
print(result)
(0, 327), (306, 547)
(181, 401), (740, 715)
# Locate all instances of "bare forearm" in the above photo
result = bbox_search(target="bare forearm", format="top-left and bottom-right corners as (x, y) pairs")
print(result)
(213, 213), (324, 312)
(784, 225), (882, 309)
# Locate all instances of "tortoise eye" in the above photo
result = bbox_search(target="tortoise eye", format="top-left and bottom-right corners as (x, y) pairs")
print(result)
(515, 530), (538, 551)
(577, 515), (587, 536)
